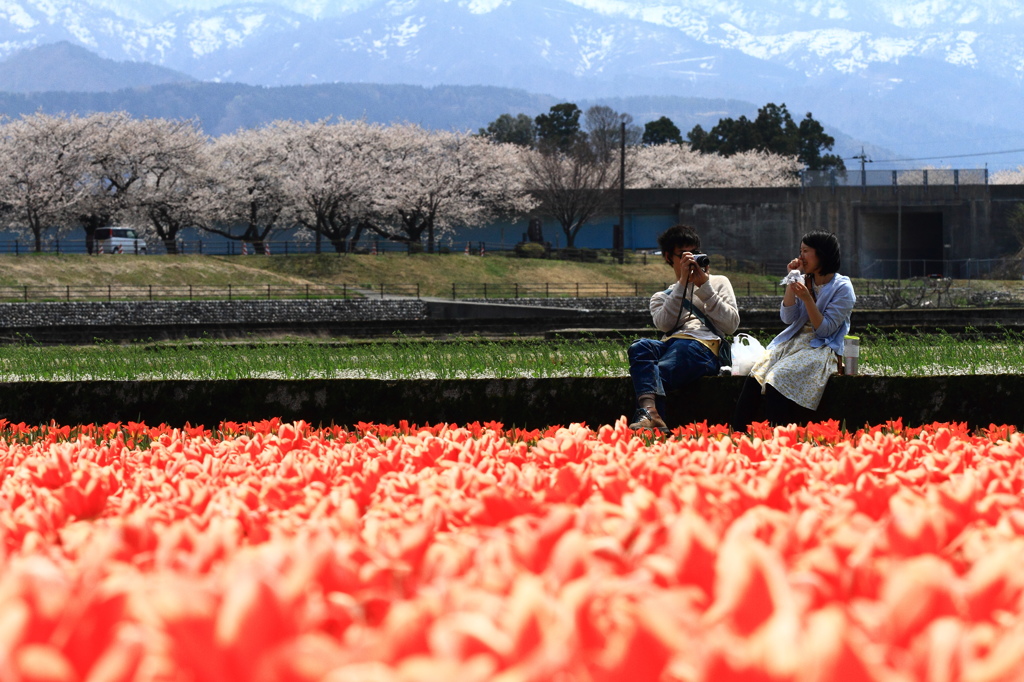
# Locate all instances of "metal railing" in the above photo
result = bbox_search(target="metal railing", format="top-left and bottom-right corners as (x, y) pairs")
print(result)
(0, 281), (803, 303)
(801, 168), (988, 190)
(861, 257), (1024, 280)
(0, 283), (410, 303)
(0, 279), (1019, 308)
(451, 282), (668, 299)
(448, 279), (904, 301)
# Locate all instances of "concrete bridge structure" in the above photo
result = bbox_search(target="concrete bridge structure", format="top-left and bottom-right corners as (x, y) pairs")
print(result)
(634, 182), (1022, 279)
(470, 172), (1024, 279)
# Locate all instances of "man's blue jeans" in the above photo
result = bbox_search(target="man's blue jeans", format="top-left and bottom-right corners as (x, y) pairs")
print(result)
(628, 337), (720, 417)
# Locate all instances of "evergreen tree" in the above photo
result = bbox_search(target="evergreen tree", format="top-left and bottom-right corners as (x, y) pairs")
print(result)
(642, 116), (683, 146)
(686, 103), (844, 171)
(478, 113), (536, 147)
(534, 103), (585, 153)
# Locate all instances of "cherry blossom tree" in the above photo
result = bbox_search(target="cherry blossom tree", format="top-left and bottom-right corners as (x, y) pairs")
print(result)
(203, 126), (292, 253)
(628, 144), (802, 188)
(77, 112), (187, 253)
(371, 124), (536, 252)
(277, 118), (388, 253)
(123, 118), (211, 254)
(523, 141), (618, 248)
(0, 113), (94, 252)
(991, 166), (1024, 184)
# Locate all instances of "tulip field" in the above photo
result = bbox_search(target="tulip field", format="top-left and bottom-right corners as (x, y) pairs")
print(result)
(3, 416), (1024, 681)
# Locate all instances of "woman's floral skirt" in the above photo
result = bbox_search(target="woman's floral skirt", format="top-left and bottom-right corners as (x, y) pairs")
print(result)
(751, 330), (837, 410)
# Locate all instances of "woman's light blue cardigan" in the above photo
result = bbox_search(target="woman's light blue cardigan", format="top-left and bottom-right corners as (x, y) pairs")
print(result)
(768, 273), (856, 355)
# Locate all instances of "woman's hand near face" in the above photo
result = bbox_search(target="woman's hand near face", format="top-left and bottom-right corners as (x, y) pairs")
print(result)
(787, 257), (802, 272)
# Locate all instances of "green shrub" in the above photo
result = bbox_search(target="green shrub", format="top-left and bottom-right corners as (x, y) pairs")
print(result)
(514, 242), (547, 259)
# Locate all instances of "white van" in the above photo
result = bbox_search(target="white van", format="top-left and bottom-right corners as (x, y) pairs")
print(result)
(95, 227), (147, 255)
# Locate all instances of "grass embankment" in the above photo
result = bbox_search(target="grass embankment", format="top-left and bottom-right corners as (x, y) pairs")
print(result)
(3, 252), (1022, 301)
(2, 329), (1022, 380)
(0, 253), (782, 298)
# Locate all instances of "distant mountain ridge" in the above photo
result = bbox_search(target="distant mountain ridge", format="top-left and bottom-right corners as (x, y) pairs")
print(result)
(0, 77), (895, 164)
(0, 0), (1022, 167)
(0, 42), (194, 93)
(0, 77), (753, 135)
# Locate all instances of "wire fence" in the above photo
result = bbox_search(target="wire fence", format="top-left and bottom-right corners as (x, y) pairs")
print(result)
(0, 237), (400, 256)
(0, 237), (653, 262)
(0, 283), (388, 303)
(801, 168), (989, 189)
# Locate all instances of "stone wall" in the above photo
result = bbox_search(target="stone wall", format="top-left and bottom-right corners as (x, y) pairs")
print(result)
(0, 299), (429, 328)
(2, 291), (1015, 331)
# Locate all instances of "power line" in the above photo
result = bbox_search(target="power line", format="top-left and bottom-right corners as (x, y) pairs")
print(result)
(863, 147), (1024, 164)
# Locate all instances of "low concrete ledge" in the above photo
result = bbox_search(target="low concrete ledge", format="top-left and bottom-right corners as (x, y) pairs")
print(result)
(0, 375), (1019, 429)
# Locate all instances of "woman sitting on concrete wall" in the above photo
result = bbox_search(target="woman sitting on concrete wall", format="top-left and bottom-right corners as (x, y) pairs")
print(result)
(732, 231), (856, 430)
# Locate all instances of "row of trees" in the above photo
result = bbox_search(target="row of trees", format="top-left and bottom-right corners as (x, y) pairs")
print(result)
(480, 102), (843, 170)
(0, 113), (535, 254)
(0, 111), (803, 253)
(480, 102), (807, 244)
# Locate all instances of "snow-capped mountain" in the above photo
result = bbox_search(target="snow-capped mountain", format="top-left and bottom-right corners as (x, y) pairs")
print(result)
(2, 0), (1024, 167)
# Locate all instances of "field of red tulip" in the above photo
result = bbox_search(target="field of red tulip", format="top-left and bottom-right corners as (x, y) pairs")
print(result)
(2, 416), (1024, 681)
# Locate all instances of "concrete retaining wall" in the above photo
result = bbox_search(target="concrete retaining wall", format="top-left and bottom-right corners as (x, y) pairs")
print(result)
(1, 375), (1019, 430)
(464, 295), (893, 311)
(0, 298), (594, 342)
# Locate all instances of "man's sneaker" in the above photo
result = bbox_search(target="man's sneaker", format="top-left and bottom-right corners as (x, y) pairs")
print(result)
(629, 407), (667, 433)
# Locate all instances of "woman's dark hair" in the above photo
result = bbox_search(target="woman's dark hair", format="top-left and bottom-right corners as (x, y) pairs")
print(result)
(658, 224), (701, 261)
(801, 231), (841, 275)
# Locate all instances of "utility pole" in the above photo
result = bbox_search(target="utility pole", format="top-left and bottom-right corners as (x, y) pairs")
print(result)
(852, 146), (871, 187)
(897, 188), (902, 285)
(618, 121), (625, 265)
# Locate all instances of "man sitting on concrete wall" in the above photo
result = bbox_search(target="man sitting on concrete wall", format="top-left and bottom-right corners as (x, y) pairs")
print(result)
(627, 224), (740, 432)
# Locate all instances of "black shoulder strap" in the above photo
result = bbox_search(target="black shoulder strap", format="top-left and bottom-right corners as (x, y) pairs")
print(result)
(676, 297), (724, 340)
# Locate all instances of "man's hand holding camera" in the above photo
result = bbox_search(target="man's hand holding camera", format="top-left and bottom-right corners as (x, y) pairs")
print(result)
(674, 251), (710, 287)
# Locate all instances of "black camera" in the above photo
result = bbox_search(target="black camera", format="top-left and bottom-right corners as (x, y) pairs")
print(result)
(691, 253), (710, 270)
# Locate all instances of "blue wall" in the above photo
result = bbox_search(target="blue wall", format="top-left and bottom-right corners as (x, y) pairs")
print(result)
(444, 210), (678, 250)
(0, 209), (681, 255)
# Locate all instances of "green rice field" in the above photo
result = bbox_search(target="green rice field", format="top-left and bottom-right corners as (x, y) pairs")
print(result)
(0, 329), (1021, 381)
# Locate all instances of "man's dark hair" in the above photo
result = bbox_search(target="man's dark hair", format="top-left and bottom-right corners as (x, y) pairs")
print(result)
(658, 224), (701, 262)
(801, 231), (841, 275)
